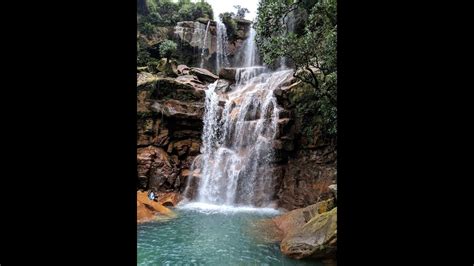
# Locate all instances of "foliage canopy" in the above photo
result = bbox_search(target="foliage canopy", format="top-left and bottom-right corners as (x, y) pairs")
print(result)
(255, 0), (337, 135)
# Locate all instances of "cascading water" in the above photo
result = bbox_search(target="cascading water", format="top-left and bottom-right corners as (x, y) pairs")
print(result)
(181, 10), (295, 208)
(199, 21), (211, 68)
(242, 28), (258, 67)
(215, 21), (230, 73)
(185, 67), (293, 207)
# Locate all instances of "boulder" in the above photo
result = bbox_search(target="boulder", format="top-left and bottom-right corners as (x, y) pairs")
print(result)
(215, 79), (232, 93)
(137, 191), (177, 223)
(175, 75), (206, 90)
(157, 58), (179, 77)
(273, 199), (335, 237)
(280, 207), (337, 259)
(190, 67), (219, 83)
(177, 64), (191, 75)
(218, 67), (237, 81)
(155, 192), (182, 207)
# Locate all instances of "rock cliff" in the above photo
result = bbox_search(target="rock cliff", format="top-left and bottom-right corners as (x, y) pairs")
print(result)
(137, 67), (336, 211)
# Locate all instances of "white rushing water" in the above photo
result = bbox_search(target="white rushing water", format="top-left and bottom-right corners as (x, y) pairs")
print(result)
(186, 67), (293, 207)
(181, 9), (295, 208)
(242, 28), (258, 67)
(215, 20), (230, 73)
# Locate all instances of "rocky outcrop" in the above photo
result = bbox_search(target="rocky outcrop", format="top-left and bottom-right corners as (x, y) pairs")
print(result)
(177, 64), (191, 75)
(137, 191), (176, 223)
(269, 199), (337, 259)
(137, 65), (212, 192)
(218, 67), (237, 81)
(157, 58), (179, 77)
(189, 67), (219, 83)
(173, 21), (215, 68)
(137, 146), (179, 190)
(173, 20), (253, 72)
(138, 53), (335, 213)
(281, 207), (337, 259)
(270, 80), (337, 211)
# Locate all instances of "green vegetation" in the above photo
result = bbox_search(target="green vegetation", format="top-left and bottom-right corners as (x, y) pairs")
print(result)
(219, 12), (238, 38)
(255, 0), (337, 135)
(138, 0), (213, 28)
(137, 0), (214, 66)
(159, 40), (177, 63)
(219, 5), (250, 40)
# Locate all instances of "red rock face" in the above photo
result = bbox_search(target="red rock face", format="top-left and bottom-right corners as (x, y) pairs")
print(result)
(275, 149), (336, 211)
(137, 68), (336, 211)
(137, 71), (207, 193)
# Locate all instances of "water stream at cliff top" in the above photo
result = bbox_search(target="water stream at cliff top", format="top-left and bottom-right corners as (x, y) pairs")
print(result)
(215, 20), (230, 73)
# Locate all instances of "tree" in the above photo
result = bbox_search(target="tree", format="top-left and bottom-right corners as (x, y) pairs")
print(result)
(255, 0), (337, 135)
(233, 5), (249, 19)
(159, 40), (177, 63)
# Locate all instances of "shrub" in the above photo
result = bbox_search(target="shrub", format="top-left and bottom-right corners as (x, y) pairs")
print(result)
(159, 40), (177, 62)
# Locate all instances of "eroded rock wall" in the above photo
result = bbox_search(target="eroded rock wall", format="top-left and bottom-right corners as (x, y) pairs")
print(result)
(137, 69), (336, 211)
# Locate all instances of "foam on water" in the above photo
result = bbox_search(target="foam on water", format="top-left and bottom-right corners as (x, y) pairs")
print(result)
(177, 202), (281, 215)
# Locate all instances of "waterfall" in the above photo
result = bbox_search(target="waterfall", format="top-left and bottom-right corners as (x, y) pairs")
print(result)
(215, 21), (230, 73)
(199, 21), (211, 69)
(189, 68), (293, 207)
(181, 7), (295, 208)
(242, 28), (258, 67)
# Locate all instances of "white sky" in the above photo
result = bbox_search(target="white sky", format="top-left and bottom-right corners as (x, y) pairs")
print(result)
(193, 0), (260, 21)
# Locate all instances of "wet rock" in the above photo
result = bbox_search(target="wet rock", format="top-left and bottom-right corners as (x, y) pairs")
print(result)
(180, 168), (201, 178)
(155, 192), (182, 207)
(189, 67), (219, 83)
(218, 67), (237, 81)
(137, 191), (177, 223)
(215, 79), (232, 93)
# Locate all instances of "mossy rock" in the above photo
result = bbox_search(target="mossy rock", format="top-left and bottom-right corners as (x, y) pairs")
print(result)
(281, 207), (337, 259)
(157, 58), (178, 77)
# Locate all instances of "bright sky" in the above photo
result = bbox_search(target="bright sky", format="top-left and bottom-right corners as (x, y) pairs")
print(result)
(194, 0), (260, 21)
